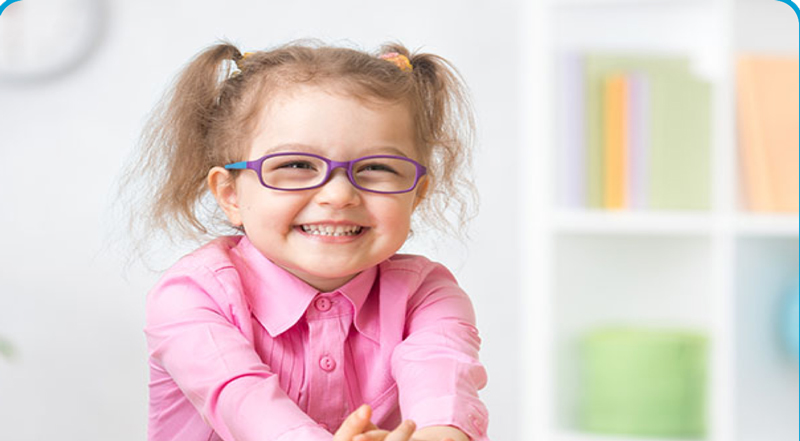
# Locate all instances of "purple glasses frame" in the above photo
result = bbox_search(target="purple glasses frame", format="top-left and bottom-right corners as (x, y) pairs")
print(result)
(224, 152), (428, 194)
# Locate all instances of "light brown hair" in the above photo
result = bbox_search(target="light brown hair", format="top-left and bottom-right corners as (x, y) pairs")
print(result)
(123, 39), (477, 252)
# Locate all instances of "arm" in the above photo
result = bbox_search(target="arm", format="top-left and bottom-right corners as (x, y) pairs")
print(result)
(344, 420), (465, 441)
(412, 426), (469, 441)
(145, 266), (331, 441)
(390, 263), (491, 441)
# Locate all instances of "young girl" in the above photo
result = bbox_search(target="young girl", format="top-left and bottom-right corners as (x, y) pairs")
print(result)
(134, 40), (490, 441)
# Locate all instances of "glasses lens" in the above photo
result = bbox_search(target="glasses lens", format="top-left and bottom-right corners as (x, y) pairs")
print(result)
(352, 156), (419, 193)
(261, 154), (327, 190)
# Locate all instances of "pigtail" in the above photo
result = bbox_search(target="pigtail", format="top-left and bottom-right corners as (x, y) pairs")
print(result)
(120, 42), (244, 260)
(383, 44), (479, 238)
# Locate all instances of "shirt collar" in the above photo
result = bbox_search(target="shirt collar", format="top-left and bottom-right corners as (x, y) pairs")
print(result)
(232, 236), (378, 340)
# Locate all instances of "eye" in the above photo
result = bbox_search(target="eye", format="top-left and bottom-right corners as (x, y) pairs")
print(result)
(357, 162), (399, 174)
(276, 160), (317, 171)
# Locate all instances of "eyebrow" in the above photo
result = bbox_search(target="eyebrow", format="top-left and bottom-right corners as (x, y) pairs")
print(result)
(261, 144), (411, 158)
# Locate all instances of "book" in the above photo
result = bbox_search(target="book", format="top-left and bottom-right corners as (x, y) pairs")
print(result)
(628, 74), (650, 210)
(557, 52), (586, 208)
(648, 72), (712, 210)
(603, 74), (628, 209)
(584, 53), (692, 209)
(736, 54), (799, 213)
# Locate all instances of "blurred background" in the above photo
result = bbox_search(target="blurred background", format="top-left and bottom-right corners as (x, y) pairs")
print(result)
(0, 0), (797, 441)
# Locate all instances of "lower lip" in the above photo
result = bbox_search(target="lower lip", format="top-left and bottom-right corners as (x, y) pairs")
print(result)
(295, 226), (368, 243)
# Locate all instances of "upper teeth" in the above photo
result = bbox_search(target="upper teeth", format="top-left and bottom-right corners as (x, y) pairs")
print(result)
(301, 224), (363, 236)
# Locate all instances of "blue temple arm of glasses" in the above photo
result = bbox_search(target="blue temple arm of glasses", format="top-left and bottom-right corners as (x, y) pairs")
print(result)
(224, 161), (248, 170)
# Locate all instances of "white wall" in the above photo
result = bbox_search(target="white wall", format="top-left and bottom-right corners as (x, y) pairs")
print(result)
(0, 1), (521, 439)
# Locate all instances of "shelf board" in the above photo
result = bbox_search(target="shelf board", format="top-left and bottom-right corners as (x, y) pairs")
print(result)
(735, 212), (799, 237)
(555, 429), (705, 441)
(552, 210), (713, 235)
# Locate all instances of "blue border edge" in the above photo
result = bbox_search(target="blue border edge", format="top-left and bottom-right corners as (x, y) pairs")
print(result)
(775, 0), (800, 418)
(775, 0), (800, 21)
(0, 0), (22, 17)
(773, 0), (800, 240)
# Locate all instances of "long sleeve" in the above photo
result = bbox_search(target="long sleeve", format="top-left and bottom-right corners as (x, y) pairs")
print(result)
(145, 264), (331, 441)
(389, 263), (490, 441)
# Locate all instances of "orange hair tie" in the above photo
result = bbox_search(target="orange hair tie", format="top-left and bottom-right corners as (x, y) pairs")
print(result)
(380, 52), (413, 72)
(230, 52), (254, 78)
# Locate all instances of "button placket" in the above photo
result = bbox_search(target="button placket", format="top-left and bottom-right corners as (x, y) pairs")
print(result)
(306, 292), (351, 430)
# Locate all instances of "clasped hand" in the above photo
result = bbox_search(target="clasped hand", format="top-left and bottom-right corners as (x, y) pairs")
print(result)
(333, 405), (463, 441)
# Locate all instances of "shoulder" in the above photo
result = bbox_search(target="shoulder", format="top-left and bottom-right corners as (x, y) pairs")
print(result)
(379, 253), (462, 294)
(167, 235), (244, 275)
(144, 236), (257, 344)
(147, 236), (247, 311)
(381, 253), (443, 276)
(379, 254), (477, 328)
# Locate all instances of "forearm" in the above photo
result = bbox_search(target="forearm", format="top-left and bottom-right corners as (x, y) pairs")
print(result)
(413, 425), (470, 441)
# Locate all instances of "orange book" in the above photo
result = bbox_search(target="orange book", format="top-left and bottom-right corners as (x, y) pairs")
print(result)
(737, 55), (799, 213)
(603, 74), (628, 209)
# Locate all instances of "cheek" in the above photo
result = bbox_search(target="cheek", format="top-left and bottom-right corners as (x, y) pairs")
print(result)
(236, 190), (287, 231)
(245, 192), (317, 234)
(374, 198), (416, 231)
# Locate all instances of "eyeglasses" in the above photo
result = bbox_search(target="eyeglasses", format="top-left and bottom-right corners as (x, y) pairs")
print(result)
(224, 152), (427, 194)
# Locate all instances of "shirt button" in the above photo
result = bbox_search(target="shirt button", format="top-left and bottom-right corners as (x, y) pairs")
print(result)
(319, 355), (336, 372)
(314, 297), (332, 312)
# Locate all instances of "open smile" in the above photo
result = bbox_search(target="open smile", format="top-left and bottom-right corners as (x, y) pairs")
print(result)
(298, 223), (367, 237)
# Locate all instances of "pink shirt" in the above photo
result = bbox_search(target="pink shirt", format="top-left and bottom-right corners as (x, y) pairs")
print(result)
(145, 235), (490, 441)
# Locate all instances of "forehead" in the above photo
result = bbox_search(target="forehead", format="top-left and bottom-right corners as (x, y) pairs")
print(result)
(249, 84), (417, 158)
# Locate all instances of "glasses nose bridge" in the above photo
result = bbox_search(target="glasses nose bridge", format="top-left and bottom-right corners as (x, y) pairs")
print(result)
(327, 159), (353, 173)
(323, 158), (356, 186)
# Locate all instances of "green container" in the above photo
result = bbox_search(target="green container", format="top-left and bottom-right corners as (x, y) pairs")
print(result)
(579, 328), (708, 438)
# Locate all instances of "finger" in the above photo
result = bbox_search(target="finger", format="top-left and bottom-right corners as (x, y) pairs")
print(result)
(384, 420), (416, 441)
(333, 404), (372, 441)
(353, 429), (391, 441)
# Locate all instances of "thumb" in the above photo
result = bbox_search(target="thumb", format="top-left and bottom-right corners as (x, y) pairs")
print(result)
(333, 404), (372, 440)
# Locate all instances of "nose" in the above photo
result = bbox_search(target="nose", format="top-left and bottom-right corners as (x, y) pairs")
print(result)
(313, 168), (361, 208)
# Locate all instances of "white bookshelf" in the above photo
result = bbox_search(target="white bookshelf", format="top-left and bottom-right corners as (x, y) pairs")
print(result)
(555, 430), (704, 441)
(552, 211), (716, 235)
(519, 1), (799, 441)
(736, 213), (800, 236)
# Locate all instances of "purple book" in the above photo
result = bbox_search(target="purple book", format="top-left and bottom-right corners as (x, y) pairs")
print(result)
(627, 73), (650, 210)
(557, 52), (586, 208)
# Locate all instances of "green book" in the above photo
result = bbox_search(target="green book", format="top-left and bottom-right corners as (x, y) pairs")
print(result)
(584, 53), (691, 208)
(579, 328), (709, 438)
(648, 73), (712, 210)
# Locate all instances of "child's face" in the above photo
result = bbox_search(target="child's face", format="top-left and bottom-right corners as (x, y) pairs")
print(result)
(211, 85), (426, 292)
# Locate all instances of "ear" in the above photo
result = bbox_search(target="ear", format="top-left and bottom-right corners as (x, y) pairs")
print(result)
(412, 175), (429, 210)
(208, 166), (243, 226)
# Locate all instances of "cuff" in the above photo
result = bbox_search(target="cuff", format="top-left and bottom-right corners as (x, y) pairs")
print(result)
(404, 395), (490, 441)
(273, 422), (333, 441)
